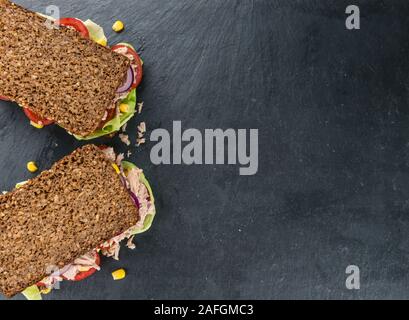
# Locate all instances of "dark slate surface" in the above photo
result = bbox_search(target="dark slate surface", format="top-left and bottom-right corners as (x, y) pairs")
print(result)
(1, 0), (409, 299)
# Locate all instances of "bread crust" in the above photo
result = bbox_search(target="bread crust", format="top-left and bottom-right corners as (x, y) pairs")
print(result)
(0, 145), (139, 297)
(0, 1), (130, 136)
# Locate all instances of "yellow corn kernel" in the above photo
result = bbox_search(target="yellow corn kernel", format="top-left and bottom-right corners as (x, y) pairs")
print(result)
(119, 103), (129, 113)
(112, 163), (120, 174)
(40, 287), (52, 295)
(112, 268), (126, 280)
(27, 161), (38, 173)
(112, 20), (124, 33)
(30, 121), (44, 129)
(96, 38), (107, 46)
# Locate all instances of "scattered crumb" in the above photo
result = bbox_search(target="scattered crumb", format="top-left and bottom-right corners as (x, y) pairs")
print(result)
(127, 235), (136, 250)
(116, 153), (125, 165)
(127, 150), (132, 158)
(119, 133), (131, 146)
(137, 121), (146, 133)
(136, 121), (147, 147)
(136, 138), (146, 146)
(121, 123), (128, 132)
(101, 110), (108, 121)
(137, 102), (144, 114)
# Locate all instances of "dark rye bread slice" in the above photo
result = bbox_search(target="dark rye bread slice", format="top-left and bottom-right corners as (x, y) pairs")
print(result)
(0, 145), (139, 297)
(0, 0), (130, 137)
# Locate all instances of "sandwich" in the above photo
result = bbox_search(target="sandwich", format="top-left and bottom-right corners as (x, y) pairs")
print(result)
(0, 0), (143, 140)
(0, 144), (156, 299)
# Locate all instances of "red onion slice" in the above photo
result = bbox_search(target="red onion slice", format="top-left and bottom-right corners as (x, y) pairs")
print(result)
(117, 67), (134, 94)
(129, 191), (141, 209)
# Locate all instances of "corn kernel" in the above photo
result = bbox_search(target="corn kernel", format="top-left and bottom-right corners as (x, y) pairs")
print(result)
(119, 103), (129, 113)
(30, 121), (44, 129)
(112, 268), (126, 280)
(96, 38), (107, 46)
(40, 288), (51, 295)
(112, 163), (120, 174)
(112, 20), (124, 33)
(27, 161), (38, 173)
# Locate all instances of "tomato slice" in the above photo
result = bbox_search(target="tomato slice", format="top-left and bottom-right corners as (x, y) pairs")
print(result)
(23, 107), (54, 126)
(56, 18), (90, 39)
(0, 96), (10, 101)
(111, 44), (143, 89)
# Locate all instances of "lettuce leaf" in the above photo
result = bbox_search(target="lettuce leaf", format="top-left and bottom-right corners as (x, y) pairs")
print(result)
(74, 89), (136, 140)
(15, 181), (28, 189)
(121, 161), (156, 234)
(21, 285), (42, 300)
(83, 19), (107, 44)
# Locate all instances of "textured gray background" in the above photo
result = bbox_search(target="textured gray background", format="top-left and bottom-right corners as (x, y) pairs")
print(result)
(1, 0), (409, 300)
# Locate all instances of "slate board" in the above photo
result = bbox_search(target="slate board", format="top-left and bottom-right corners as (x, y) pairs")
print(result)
(1, 0), (409, 299)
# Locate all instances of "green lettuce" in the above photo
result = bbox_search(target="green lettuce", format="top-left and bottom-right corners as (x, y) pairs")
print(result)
(15, 181), (28, 189)
(21, 285), (42, 300)
(74, 89), (136, 140)
(83, 19), (107, 44)
(121, 161), (156, 234)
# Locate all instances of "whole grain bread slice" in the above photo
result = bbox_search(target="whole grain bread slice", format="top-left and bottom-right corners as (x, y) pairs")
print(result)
(0, 0), (130, 137)
(0, 145), (139, 297)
